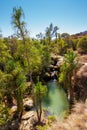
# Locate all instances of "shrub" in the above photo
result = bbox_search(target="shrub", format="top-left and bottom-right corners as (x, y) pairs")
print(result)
(47, 115), (56, 125)
(77, 37), (87, 54)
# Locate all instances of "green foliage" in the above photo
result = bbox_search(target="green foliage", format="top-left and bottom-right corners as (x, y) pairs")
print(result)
(0, 70), (6, 97)
(0, 5), (85, 125)
(34, 81), (47, 122)
(59, 66), (67, 84)
(45, 23), (58, 42)
(45, 23), (59, 52)
(47, 115), (56, 123)
(77, 37), (87, 54)
(61, 33), (70, 38)
(6, 59), (26, 89)
(11, 6), (27, 39)
(70, 39), (78, 50)
(36, 125), (48, 130)
(59, 50), (77, 105)
(15, 39), (42, 81)
(41, 45), (51, 71)
(0, 103), (10, 125)
(57, 38), (68, 55)
(34, 82), (47, 98)
(65, 50), (77, 64)
(7, 37), (18, 57)
(0, 39), (11, 66)
(59, 50), (77, 87)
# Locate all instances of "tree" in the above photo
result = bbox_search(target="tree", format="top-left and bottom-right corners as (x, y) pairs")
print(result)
(34, 81), (47, 123)
(4, 37), (18, 57)
(11, 6), (27, 44)
(12, 7), (35, 82)
(0, 39), (11, 71)
(0, 32), (28, 121)
(61, 33), (70, 39)
(0, 40), (13, 125)
(41, 45), (51, 73)
(45, 23), (59, 46)
(59, 50), (77, 106)
(5, 59), (27, 118)
(36, 32), (45, 44)
(11, 7), (29, 118)
(15, 39), (42, 82)
(57, 38), (68, 55)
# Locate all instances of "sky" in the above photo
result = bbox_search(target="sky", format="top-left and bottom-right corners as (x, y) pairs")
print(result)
(0, 0), (87, 38)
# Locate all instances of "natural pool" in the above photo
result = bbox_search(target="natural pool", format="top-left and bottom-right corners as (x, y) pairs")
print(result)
(43, 81), (69, 118)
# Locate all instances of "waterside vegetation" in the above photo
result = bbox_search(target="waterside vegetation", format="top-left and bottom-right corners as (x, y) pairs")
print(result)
(0, 7), (87, 130)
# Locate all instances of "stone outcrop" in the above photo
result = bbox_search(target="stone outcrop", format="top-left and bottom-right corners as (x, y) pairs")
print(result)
(44, 53), (87, 101)
(74, 55), (87, 101)
(9, 105), (17, 115)
(19, 98), (36, 130)
(23, 98), (33, 111)
(44, 54), (63, 81)
(19, 110), (36, 130)
(51, 54), (63, 68)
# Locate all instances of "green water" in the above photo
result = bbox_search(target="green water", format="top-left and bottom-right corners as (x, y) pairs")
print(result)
(43, 81), (69, 118)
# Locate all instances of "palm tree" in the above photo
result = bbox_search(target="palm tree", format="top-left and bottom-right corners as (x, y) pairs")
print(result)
(11, 7), (27, 44)
(34, 81), (47, 123)
(11, 7), (32, 82)
(45, 23), (59, 45)
(59, 50), (77, 106)
(6, 59), (27, 119)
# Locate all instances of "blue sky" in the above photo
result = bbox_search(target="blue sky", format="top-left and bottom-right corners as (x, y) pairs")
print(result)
(0, 0), (87, 37)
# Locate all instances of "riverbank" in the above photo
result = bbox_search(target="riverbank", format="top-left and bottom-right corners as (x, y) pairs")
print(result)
(36, 101), (87, 130)
(50, 101), (87, 130)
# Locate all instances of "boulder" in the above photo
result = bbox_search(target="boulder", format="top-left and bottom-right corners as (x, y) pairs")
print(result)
(23, 98), (33, 111)
(56, 55), (63, 67)
(9, 105), (17, 115)
(22, 111), (35, 120)
(20, 111), (36, 130)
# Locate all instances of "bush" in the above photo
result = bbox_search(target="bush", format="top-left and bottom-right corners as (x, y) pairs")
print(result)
(0, 104), (10, 125)
(36, 125), (48, 130)
(47, 115), (56, 125)
(77, 37), (87, 54)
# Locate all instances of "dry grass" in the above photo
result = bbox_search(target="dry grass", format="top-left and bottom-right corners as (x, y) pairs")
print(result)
(50, 102), (87, 130)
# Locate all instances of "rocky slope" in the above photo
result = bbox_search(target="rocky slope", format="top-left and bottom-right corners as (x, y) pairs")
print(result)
(74, 54), (87, 101)
(50, 102), (87, 130)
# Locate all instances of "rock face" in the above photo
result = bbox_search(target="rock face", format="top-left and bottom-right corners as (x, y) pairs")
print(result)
(23, 98), (34, 111)
(19, 110), (36, 130)
(9, 105), (17, 115)
(22, 111), (35, 120)
(18, 98), (36, 130)
(49, 54), (87, 102)
(44, 53), (87, 101)
(74, 55), (87, 101)
(51, 54), (63, 68)
(44, 54), (63, 81)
